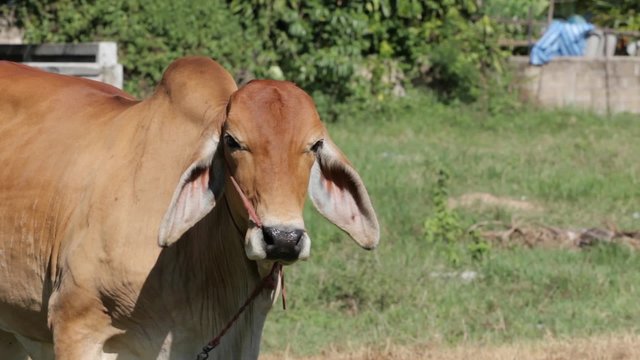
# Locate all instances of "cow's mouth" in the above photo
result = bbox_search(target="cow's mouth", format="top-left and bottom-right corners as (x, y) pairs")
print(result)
(264, 243), (302, 262)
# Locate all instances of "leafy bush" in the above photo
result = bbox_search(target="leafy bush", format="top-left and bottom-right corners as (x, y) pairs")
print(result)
(15, 0), (256, 95)
(575, 0), (640, 31)
(422, 13), (509, 104)
(484, 0), (548, 20)
(424, 169), (464, 246)
(229, 0), (512, 114)
(8, 0), (510, 118)
(424, 169), (490, 265)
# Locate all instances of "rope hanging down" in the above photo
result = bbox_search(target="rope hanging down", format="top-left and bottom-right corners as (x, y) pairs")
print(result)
(196, 173), (286, 359)
(196, 262), (285, 360)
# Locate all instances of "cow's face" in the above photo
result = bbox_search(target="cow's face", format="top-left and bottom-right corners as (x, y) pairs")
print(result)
(158, 71), (378, 264)
(223, 81), (324, 262)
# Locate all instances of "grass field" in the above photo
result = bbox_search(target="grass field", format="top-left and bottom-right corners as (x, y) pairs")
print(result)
(260, 93), (640, 357)
(262, 333), (640, 359)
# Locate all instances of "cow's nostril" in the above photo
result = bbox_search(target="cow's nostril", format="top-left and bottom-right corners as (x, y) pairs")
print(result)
(291, 229), (304, 245)
(262, 227), (276, 245)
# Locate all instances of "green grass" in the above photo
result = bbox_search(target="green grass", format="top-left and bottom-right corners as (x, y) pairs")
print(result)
(261, 93), (640, 355)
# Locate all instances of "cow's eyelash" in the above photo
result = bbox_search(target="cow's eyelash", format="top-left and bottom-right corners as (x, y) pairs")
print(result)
(224, 134), (243, 150)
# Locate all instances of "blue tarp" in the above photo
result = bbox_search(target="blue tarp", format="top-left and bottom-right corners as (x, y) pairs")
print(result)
(530, 20), (595, 65)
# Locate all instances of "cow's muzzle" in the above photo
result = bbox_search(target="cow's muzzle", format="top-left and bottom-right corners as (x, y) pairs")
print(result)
(245, 225), (310, 262)
(263, 227), (304, 261)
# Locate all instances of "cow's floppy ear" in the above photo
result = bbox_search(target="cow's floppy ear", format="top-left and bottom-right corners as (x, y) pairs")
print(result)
(158, 136), (226, 247)
(308, 139), (380, 249)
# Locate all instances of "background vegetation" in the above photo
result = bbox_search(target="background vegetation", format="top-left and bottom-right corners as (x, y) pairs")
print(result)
(6, 0), (637, 117)
(571, 0), (640, 31)
(484, 0), (548, 20)
(7, 0), (509, 118)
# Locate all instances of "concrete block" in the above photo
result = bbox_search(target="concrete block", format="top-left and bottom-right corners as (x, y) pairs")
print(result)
(509, 56), (640, 115)
(23, 62), (102, 77)
(1, 42), (123, 89)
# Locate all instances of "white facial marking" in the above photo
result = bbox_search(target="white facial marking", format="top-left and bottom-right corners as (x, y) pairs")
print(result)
(245, 227), (266, 260)
(297, 233), (311, 260)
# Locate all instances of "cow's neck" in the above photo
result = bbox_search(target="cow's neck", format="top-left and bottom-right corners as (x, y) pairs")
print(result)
(104, 110), (274, 357)
(136, 189), (272, 358)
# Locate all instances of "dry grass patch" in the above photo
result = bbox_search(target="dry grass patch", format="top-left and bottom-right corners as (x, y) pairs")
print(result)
(262, 333), (640, 360)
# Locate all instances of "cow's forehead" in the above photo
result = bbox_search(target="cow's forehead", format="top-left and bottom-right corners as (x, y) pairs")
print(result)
(226, 80), (324, 143)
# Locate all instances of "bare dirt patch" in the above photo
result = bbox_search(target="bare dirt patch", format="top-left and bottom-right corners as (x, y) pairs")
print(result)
(261, 333), (640, 360)
(448, 192), (542, 213)
(472, 221), (640, 250)
(448, 192), (640, 250)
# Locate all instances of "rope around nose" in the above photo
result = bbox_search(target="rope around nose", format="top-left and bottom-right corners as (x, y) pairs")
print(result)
(227, 173), (286, 310)
(229, 175), (262, 228)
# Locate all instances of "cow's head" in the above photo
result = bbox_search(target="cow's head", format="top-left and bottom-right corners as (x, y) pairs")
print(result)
(223, 80), (379, 262)
(157, 58), (378, 264)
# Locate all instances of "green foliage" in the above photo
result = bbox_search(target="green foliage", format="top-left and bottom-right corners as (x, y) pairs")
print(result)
(424, 13), (510, 103)
(14, 0), (255, 95)
(9, 0), (510, 118)
(424, 169), (463, 245)
(484, 0), (548, 19)
(251, 0), (513, 107)
(575, 0), (640, 31)
(424, 168), (490, 265)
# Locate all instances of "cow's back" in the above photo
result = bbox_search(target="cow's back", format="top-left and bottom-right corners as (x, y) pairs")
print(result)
(0, 62), (138, 340)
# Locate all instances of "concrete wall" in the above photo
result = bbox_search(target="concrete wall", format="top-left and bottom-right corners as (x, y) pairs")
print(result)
(511, 56), (640, 115)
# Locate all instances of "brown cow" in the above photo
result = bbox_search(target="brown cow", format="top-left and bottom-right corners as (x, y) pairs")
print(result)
(0, 57), (379, 359)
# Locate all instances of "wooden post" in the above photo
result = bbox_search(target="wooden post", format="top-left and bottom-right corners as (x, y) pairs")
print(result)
(547, 0), (555, 25)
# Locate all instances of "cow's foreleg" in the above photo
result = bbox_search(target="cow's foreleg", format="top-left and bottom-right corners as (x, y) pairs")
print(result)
(48, 288), (115, 360)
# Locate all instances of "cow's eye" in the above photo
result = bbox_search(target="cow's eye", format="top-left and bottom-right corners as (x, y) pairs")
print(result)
(310, 139), (324, 153)
(224, 134), (242, 150)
